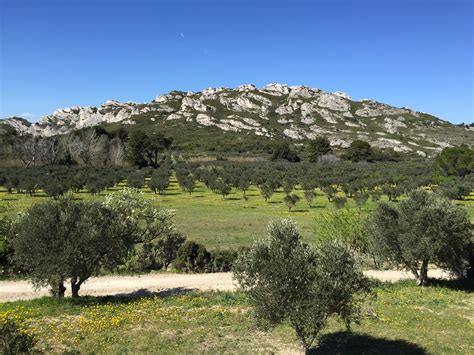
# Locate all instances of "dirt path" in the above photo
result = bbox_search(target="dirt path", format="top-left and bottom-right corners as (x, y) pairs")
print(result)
(0, 269), (452, 302)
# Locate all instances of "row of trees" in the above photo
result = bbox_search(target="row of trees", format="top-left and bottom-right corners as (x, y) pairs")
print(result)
(0, 187), (471, 351)
(1, 126), (175, 168)
(272, 137), (405, 163)
(1, 158), (473, 203)
(5, 122), (457, 169)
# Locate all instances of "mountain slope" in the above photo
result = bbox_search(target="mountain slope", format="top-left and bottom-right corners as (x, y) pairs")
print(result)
(2, 83), (473, 156)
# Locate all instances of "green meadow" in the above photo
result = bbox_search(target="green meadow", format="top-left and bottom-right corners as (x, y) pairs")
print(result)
(1, 177), (473, 250)
(1, 281), (473, 353)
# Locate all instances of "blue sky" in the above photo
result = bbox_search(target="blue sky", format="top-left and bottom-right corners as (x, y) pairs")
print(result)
(0, 0), (472, 123)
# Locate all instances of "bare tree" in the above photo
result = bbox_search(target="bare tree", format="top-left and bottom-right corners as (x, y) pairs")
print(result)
(108, 137), (126, 166)
(15, 134), (41, 167)
(63, 129), (108, 165)
(41, 137), (61, 165)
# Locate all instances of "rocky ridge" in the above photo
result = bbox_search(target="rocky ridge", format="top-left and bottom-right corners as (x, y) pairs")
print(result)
(2, 83), (472, 156)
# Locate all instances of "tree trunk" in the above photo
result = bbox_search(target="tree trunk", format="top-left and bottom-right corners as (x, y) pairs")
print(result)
(417, 259), (429, 286)
(53, 280), (66, 298)
(71, 277), (85, 298)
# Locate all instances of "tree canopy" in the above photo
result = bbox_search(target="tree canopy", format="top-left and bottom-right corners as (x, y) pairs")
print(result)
(435, 145), (474, 177)
(366, 189), (472, 286)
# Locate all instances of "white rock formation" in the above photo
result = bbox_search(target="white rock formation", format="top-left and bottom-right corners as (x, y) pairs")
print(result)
(317, 93), (350, 112)
(262, 83), (290, 95)
(196, 114), (215, 126)
(3, 83), (469, 154)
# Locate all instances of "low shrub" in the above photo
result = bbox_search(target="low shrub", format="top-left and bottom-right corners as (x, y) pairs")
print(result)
(210, 249), (238, 272)
(174, 241), (212, 273)
(174, 242), (237, 273)
(0, 319), (36, 354)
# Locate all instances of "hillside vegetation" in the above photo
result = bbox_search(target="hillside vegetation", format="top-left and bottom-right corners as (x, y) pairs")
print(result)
(1, 84), (473, 166)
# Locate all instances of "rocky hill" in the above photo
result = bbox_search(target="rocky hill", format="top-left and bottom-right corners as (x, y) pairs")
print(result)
(2, 83), (473, 156)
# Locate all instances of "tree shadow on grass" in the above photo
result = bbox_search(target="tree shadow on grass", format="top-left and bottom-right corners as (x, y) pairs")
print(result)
(31, 287), (198, 308)
(111, 287), (197, 299)
(428, 277), (473, 292)
(310, 331), (427, 354)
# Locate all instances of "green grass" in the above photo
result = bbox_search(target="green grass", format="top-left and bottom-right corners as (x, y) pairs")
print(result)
(1, 180), (473, 250)
(1, 281), (473, 353)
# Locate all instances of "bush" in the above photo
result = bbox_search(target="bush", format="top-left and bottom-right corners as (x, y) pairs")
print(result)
(314, 209), (368, 253)
(366, 189), (472, 286)
(0, 218), (14, 275)
(436, 181), (471, 200)
(435, 145), (474, 177)
(154, 232), (186, 269)
(271, 143), (300, 162)
(174, 241), (212, 273)
(343, 140), (373, 162)
(124, 242), (163, 272)
(0, 319), (36, 354)
(210, 249), (238, 272)
(307, 136), (331, 163)
(233, 219), (371, 351)
(354, 191), (369, 207)
(332, 196), (347, 209)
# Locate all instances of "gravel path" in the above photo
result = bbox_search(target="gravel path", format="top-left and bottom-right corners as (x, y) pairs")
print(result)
(0, 269), (452, 302)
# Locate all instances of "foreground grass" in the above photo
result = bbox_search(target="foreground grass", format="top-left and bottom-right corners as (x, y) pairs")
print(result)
(2, 180), (473, 249)
(1, 281), (473, 353)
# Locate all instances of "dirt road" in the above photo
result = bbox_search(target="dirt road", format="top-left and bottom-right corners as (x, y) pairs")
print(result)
(0, 269), (451, 302)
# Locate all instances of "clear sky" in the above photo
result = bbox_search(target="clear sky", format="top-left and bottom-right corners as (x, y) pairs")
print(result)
(0, 0), (472, 123)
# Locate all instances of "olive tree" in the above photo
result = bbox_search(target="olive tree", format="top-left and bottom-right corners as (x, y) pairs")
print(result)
(366, 189), (472, 286)
(10, 199), (137, 297)
(233, 219), (371, 352)
(148, 169), (170, 195)
(11, 189), (175, 297)
(283, 193), (300, 212)
(260, 183), (274, 202)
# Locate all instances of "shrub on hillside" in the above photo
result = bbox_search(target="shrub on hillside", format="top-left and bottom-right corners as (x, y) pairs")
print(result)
(435, 145), (474, 177)
(271, 143), (300, 162)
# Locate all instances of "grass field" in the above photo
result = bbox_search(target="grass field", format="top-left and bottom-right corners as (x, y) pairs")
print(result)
(1, 281), (473, 353)
(1, 178), (473, 250)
